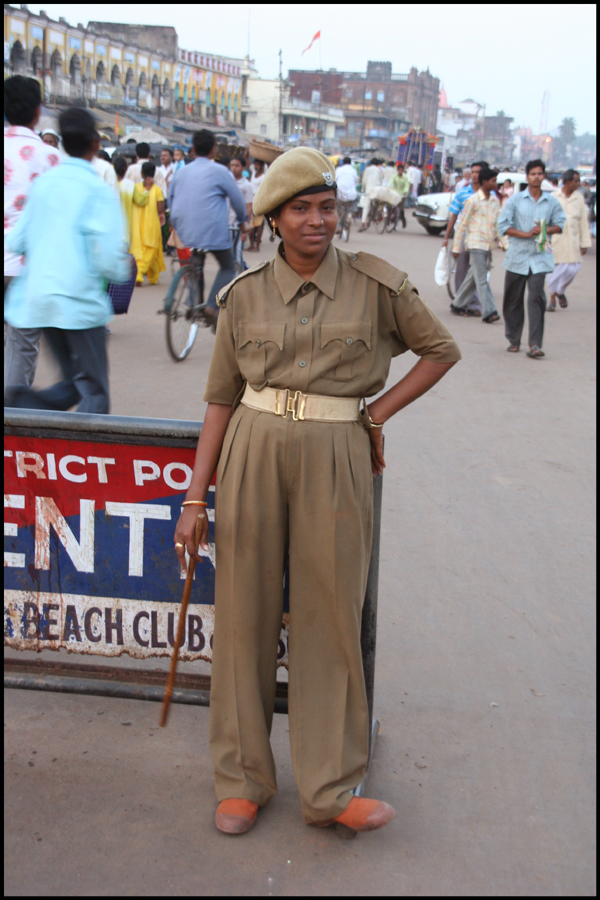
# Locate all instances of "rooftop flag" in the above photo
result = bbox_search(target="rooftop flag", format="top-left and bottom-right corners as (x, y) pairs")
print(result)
(302, 31), (321, 55)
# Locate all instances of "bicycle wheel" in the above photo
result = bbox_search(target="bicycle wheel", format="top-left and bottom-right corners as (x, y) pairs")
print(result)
(446, 245), (457, 301)
(376, 203), (388, 234)
(165, 264), (201, 361)
(385, 206), (398, 233)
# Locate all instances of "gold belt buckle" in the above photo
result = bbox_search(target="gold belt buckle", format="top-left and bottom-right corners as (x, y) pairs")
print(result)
(277, 389), (306, 421)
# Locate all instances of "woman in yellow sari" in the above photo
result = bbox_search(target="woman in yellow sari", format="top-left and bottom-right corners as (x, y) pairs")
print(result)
(130, 161), (166, 286)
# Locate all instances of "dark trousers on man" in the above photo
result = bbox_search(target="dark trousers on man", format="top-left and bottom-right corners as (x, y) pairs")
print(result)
(205, 247), (238, 312)
(455, 244), (482, 313)
(502, 270), (547, 349)
(6, 326), (110, 414)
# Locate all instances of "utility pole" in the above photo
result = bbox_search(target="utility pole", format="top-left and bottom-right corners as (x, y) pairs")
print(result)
(359, 78), (366, 154)
(278, 49), (283, 146)
(157, 80), (161, 128)
(316, 71), (322, 150)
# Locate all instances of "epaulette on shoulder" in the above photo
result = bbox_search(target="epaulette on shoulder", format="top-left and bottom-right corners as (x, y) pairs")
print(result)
(345, 250), (409, 296)
(216, 260), (269, 307)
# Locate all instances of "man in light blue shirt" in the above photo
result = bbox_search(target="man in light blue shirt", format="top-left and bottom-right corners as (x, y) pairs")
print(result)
(497, 159), (565, 358)
(169, 129), (247, 326)
(5, 107), (130, 412)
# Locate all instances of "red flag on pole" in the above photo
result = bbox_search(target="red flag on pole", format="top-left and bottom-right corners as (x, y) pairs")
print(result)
(302, 30), (321, 54)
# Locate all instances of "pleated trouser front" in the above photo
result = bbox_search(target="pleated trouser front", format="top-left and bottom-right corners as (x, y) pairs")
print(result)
(209, 404), (374, 823)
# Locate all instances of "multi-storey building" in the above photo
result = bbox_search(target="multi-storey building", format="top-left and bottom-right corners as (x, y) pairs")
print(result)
(4, 6), (245, 125)
(288, 61), (438, 156)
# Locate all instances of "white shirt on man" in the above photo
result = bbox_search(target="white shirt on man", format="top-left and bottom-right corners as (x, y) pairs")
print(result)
(335, 163), (359, 201)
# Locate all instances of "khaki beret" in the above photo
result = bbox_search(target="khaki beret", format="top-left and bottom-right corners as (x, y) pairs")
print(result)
(252, 147), (336, 216)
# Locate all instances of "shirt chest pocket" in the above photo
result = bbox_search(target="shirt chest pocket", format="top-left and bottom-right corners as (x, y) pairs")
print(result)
(237, 322), (286, 385)
(320, 321), (372, 382)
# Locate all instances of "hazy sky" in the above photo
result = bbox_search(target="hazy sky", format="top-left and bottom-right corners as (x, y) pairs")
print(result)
(28, 3), (597, 136)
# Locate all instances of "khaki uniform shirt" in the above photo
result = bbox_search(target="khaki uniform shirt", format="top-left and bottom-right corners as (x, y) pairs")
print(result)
(203, 243), (461, 405)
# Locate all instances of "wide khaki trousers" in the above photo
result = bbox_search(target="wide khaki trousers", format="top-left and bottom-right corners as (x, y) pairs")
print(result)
(209, 405), (374, 823)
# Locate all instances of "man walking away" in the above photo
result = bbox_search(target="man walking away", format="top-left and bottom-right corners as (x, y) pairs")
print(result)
(168, 129), (247, 327)
(5, 107), (130, 412)
(442, 161), (487, 315)
(389, 163), (409, 228)
(547, 169), (591, 310)
(335, 157), (359, 230)
(497, 159), (565, 358)
(4, 75), (60, 403)
(358, 158), (383, 231)
(451, 167), (507, 322)
(381, 160), (397, 186)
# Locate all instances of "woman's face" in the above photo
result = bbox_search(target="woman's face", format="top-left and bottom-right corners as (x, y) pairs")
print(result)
(42, 133), (59, 148)
(272, 190), (338, 258)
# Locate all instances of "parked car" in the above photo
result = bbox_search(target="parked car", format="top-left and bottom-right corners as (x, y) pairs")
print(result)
(413, 172), (558, 236)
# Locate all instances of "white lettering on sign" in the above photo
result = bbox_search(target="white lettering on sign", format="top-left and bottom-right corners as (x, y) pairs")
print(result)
(47, 453), (57, 480)
(87, 457), (115, 484)
(58, 455), (87, 483)
(35, 497), (95, 572)
(133, 459), (160, 485)
(4, 494), (25, 568)
(163, 462), (192, 490)
(105, 502), (171, 576)
(16, 451), (46, 479)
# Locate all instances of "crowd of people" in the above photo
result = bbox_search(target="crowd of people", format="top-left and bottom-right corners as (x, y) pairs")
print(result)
(3, 73), (594, 412)
(443, 157), (591, 359)
(3, 74), (258, 410)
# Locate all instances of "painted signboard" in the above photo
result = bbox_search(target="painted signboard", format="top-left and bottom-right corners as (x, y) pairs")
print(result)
(4, 415), (290, 666)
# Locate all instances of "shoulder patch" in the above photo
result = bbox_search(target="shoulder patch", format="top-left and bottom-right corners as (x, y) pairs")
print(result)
(346, 251), (408, 295)
(216, 260), (269, 307)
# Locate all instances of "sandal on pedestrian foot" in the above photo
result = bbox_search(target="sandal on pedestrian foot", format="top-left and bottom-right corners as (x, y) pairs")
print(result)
(507, 343), (520, 352)
(526, 346), (545, 359)
(482, 312), (501, 323)
(557, 293), (568, 308)
(465, 309), (482, 317)
(450, 304), (467, 316)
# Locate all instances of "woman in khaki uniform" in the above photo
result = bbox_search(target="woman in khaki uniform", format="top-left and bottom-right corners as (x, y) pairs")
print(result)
(174, 147), (461, 836)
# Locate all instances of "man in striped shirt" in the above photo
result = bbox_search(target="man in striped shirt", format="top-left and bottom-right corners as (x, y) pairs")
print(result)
(497, 159), (565, 358)
(450, 167), (507, 322)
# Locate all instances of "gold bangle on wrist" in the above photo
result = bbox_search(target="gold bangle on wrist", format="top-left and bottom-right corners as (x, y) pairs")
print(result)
(360, 408), (384, 429)
(182, 500), (208, 507)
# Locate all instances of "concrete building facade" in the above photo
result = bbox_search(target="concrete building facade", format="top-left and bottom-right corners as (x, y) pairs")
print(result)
(288, 62), (438, 156)
(243, 76), (344, 149)
(3, 6), (245, 126)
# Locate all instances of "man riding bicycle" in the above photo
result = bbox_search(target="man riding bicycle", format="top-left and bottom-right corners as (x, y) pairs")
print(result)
(168, 130), (247, 327)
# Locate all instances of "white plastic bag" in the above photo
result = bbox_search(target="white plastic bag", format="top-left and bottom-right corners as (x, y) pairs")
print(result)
(434, 246), (449, 286)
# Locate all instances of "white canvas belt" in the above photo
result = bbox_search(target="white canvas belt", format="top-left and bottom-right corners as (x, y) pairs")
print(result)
(241, 383), (361, 423)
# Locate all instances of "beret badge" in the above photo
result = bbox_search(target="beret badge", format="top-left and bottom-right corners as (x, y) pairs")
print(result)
(322, 171), (334, 186)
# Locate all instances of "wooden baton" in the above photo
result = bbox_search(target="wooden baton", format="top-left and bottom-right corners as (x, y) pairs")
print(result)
(159, 514), (204, 728)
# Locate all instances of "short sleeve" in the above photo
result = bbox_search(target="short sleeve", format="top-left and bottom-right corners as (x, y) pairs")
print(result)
(390, 281), (462, 364)
(203, 303), (244, 404)
(155, 186), (164, 203)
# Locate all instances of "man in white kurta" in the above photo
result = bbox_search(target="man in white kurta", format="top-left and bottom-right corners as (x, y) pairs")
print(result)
(547, 170), (591, 309)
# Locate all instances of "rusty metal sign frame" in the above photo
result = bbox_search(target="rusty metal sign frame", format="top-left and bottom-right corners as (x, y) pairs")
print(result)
(4, 408), (382, 808)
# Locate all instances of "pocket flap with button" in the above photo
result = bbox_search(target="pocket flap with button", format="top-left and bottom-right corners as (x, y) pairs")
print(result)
(320, 321), (371, 349)
(238, 322), (286, 350)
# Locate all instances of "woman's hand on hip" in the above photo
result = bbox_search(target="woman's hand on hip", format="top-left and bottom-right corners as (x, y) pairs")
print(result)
(368, 427), (385, 477)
